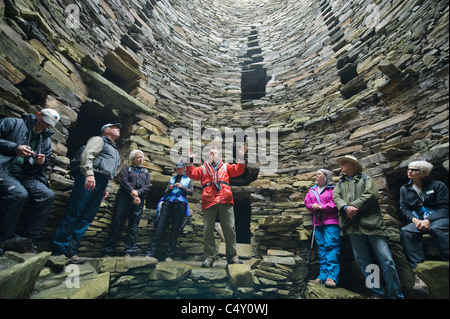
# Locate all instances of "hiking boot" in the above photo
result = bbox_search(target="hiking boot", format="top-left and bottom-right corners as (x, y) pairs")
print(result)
(27, 240), (37, 254)
(68, 255), (86, 264)
(4, 236), (36, 254)
(413, 274), (428, 293)
(201, 257), (215, 268)
(227, 256), (243, 265)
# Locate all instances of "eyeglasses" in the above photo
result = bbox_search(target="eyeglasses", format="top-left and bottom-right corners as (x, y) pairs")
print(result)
(408, 168), (421, 172)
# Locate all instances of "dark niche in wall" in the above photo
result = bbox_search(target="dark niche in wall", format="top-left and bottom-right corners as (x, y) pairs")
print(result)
(241, 26), (269, 102)
(234, 197), (252, 244)
(65, 100), (122, 159)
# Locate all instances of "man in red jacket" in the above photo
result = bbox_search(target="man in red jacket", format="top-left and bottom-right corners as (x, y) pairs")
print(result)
(187, 145), (247, 267)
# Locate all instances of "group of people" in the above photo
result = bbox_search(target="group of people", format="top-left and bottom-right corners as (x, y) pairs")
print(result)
(0, 110), (126, 263)
(305, 155), (449, 298)
(0, 110), (247, 268)
(1, 111), (448, 298)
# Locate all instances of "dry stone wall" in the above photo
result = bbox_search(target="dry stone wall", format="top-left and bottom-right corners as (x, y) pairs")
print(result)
(0, 0), (448, 298)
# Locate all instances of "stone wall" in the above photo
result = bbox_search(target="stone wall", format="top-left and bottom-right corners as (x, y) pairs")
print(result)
(0, 0), (448, 298)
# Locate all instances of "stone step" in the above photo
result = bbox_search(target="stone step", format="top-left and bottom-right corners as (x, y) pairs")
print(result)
(218, 243), (253, 259)
(305, 282), (363, 299)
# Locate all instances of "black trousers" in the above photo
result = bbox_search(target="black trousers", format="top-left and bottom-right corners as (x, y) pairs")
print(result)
(146, 200), (185, 258)
(102, 190), (144, 255)
(0, 171), (54, 244)
(400, 217), (449, 268)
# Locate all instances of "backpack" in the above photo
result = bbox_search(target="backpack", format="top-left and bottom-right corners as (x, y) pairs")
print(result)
(67, 145), (86, 178)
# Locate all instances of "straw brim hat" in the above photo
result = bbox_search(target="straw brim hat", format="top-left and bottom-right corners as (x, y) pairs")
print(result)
(336, 155), (362, 173)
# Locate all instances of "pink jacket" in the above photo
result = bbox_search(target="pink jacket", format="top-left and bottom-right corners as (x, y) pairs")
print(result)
(304, 185), (339, 226)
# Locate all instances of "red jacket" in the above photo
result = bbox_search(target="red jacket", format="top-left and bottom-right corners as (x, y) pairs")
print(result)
(186, 160), (245, 210)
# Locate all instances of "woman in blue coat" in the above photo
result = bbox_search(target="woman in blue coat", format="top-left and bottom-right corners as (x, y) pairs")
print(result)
(146, 162), (193, 261)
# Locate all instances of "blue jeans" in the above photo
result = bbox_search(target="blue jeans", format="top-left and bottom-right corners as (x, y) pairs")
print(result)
(349, 234), (404, 299)
(315, 224), (341, 283)
(50, 172), (109, 257)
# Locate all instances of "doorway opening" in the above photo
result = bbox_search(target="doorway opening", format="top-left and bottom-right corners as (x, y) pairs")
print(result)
(146, 187), (165, 210)
(234, 197), (251, 244)
(65, 100), (122, 159)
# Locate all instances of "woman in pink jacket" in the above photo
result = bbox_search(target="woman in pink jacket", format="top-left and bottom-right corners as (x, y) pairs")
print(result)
(304, 169), (341, 288)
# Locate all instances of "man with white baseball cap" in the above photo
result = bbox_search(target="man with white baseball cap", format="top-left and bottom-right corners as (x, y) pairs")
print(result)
(40, 108), (61, 128)
(0, 108), (60, 255)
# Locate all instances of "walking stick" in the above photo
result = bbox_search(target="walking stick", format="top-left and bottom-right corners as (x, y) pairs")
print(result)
(307, 209), (322, 280)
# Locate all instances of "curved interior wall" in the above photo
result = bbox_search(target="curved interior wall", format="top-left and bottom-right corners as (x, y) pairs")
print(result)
(0, 0), (449, 258)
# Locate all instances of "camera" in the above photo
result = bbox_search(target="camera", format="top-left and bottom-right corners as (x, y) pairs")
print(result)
(25, 150), (39, 166)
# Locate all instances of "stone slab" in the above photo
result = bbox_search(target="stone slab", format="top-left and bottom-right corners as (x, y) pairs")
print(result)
(0, 251), (51, 299)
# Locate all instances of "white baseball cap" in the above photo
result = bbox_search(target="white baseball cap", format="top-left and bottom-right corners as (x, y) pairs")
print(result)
(40, 108), (60, 127)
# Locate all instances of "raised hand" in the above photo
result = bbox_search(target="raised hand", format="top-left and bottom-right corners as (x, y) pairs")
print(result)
(188, 147), (198, 159)
(238, 144), (248, 156)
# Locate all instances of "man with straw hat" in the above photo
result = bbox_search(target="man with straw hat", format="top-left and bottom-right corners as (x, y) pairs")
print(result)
(333, 155), (404, 299)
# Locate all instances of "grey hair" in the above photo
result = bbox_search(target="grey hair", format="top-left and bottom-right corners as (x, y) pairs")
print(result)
(408, 160), (433, 175)
(130, 149), (144, 161)
(209, 146), (221, 155)
(318, 169), (334, 185)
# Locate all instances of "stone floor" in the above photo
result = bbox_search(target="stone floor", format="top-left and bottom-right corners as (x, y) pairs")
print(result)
(1, 248), (448, 299)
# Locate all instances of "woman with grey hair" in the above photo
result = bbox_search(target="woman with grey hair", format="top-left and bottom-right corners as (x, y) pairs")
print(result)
(304, 169), (340, 288)
(400, 160), (449, 292)
(102, 149), (151, 256)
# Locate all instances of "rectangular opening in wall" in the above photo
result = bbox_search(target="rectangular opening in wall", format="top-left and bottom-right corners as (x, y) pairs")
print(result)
(234, 197), (251, 244)
(241, 27), (268, 103)
(241, 66), (268, 101)
(65, 100), (122, 158)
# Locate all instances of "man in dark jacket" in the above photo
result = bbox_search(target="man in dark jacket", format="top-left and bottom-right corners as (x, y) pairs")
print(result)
(400, 160), (449, 292)
(0, 109), (60, 255)
(50, 123), (121, 264)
